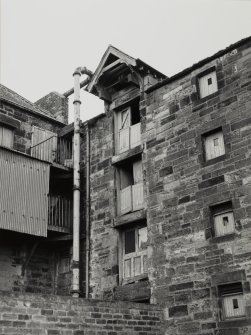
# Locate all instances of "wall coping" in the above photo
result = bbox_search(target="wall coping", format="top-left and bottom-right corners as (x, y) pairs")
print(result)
(0, 290), (162, 311)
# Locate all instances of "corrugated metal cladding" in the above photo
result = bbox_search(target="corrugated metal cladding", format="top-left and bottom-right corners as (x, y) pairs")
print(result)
(0, 148), (50, 237)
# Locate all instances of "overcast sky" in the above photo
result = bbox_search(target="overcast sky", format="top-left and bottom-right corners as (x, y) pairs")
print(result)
(1, 0), (251, 123)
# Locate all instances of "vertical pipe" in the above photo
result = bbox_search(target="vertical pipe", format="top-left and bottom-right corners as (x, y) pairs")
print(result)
(85, 123), (90, 298)
(72, 70), (81, 297)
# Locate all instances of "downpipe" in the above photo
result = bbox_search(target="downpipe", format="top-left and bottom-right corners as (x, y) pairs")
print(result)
(72, 67), (92, 298)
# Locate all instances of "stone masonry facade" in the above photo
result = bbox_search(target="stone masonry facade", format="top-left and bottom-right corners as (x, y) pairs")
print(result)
(144, 39), (251, 335)
(0, 37), (251, 335)
(82, 38), (251, 334)
(0, 291), (162, 335)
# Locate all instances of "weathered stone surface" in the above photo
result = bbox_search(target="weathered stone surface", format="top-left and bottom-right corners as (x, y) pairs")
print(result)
(0, 291), (162, 335)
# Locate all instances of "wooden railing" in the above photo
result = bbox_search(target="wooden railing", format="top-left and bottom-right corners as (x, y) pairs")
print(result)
(48, 194), (73, 230)
(31, 136), (72, 167)
(119, 182), (144, 215)
(118, 123), (141, 154)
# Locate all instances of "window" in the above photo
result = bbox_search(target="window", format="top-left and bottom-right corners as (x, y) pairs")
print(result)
(199, 70), (218, 98)
(214, 211), (235, 236)
(203, 129), (225, 161)
(0, 125), (14, 148)
(122, 225), (147, 280)
(115, 100), (141, 154)
(218, 282), (245, 319)
(118, 158), (144, 215)
(210, 201), (235, 237)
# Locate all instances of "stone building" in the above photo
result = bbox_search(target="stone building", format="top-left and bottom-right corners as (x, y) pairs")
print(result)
(0, 36), (250, 335)
(82, 37), (251, 334)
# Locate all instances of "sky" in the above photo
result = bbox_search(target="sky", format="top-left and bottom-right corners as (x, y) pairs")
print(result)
(1, 0), (251, 123)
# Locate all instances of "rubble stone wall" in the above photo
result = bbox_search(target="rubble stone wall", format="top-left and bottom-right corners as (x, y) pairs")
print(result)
(145, 39), (251, 334)
(0, 291), (163, 335)
(0, 100), (63, 154)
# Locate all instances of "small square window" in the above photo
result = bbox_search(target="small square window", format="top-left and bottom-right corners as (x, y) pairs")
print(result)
(210, 202), (235, 237)
(218, 283), (245, 319)
(214, 211), (235, 236)
(203, 129), (225, 161)
(199, 71), (218, 98)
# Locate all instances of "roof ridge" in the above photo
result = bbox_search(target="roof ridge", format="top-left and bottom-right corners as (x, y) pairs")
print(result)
(0, 83), (65, 124)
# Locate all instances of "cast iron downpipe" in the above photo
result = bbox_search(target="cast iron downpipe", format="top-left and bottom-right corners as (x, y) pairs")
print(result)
(72, 66), (92, 298)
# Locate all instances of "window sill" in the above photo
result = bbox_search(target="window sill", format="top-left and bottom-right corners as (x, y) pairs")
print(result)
(114, 209), (146, 228)
(218, 317), (248, 328)
(202, 154), (226, 167)
(197, 90), (219, 104)
(122, 273), (148, 285)
(210, 232), (236, 244)
(112, 145), (143, 165)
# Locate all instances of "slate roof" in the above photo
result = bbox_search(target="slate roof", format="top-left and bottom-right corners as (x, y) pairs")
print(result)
(0, 84), (61, 122)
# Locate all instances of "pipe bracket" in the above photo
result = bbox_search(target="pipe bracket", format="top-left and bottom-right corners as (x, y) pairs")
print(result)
(73, 70), (81, 76)
(72, 260), (80, 269)
(73, 100), (82, 105)
(73, 185), (81, 191)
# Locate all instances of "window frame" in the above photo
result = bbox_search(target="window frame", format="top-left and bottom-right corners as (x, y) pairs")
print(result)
(0, 124), (14, 149)
(208, 201), (236, 239)
(119, 223), (148, 284)
(218, 282), (246, 320)
(199, 71), (218, 98)
(213, 209), (235, 237)
(202, 127), (226, 163)
(197, 66), (219, 100)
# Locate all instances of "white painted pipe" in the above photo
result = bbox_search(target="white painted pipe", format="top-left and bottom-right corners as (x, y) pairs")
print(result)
(72, 67), (93, 298)
(72, 69), (81, 297)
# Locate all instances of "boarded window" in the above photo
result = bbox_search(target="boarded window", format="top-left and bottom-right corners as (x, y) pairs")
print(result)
(203, 129), (225, 161)
(210, 201), (235, 237)
(218, 282), (245, 319)
(0, 126), (14, 148)
(214, 211), (235, 236)
(199, 71), (218, 98)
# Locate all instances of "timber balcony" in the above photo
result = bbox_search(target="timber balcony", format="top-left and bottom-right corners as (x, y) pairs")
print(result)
(30, 136), (73, 168)
(118, 123), (141, 154)
(119, 182), (144, 215)
(48, 195), (73, 233)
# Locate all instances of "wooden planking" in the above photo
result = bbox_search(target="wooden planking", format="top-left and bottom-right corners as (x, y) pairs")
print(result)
(132, 182), (144, 211)
(131, 123), (141, 149)
(31, 126), (57, 162)
(120, 186), (132, 215)
(204, 130), (225, 161)
(214, 211), (235, 236)
(223, 294), (245, 318)
(199, 71), (218, 98)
